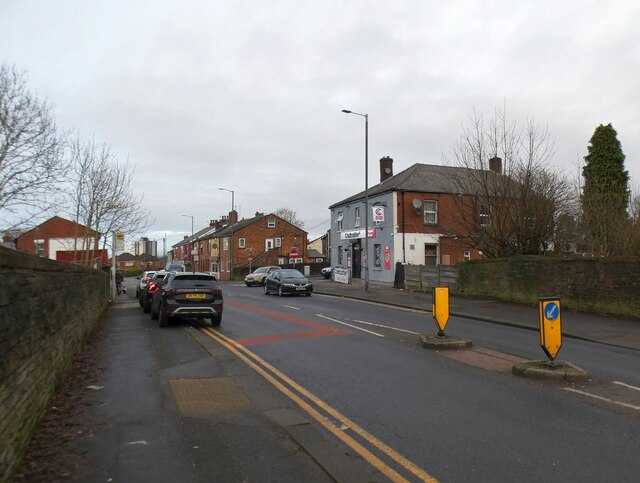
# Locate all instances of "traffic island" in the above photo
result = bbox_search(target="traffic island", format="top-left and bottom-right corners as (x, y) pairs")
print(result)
(512, 360), (589, 382)
(421, 334), (473, 350)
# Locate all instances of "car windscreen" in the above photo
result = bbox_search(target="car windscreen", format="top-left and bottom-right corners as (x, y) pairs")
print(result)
(254, 267), (269, 273)
(173, 275), (218, 288)
(279, 269), (304, 278)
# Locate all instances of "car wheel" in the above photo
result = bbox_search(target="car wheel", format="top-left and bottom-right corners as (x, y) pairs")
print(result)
(143, 299), (151, 313)
(305, 293), (311, 297)
(150, 302), (159, 320)
(278, 285), (283, 297)
(264, 284), (270, 295)
(245, 282), (251, 287)
(211, 315), (221, 327)
(159, 304), (169, 327)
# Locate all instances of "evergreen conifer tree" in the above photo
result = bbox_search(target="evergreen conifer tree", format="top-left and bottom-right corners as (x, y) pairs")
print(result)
(581, 123), (630, 255)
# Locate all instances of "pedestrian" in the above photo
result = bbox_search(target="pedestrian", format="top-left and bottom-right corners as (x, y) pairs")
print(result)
(115, 269), (124, 295)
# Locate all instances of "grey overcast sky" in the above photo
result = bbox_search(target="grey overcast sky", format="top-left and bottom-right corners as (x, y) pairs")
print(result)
(2, 0), (639, 251)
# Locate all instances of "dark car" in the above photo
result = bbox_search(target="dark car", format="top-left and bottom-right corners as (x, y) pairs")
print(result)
(264, 269), (313, 296)
(150, 272), (223, 327)
(139, 271), (168, 312)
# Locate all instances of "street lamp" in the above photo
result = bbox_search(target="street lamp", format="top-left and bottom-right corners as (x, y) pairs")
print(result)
(182, 214), (194, 272)
(342, 109), (369, 291)
(218, 188), (235, 280)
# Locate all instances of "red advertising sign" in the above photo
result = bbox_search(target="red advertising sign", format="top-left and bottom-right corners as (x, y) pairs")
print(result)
(384, 246), (391, 270)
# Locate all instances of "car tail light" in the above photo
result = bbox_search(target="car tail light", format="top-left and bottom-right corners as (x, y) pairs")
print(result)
(149, 283), (158, 292)
(166, 289), (175, 298)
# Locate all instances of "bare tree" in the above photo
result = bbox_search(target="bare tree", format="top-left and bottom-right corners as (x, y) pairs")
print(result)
(445, 107), (573, 257)
(68, 136), (150, 265)
(274, 207), (305, 228)
(0, 64), (67, 227)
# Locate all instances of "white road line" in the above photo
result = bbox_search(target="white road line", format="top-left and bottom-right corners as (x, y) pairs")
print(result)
(562, 387), (640, 411)
(316, 314), (385, 338)
(353, 319), (421, 335)
(313, 293), (425, 313)
(613, 381), (640, 392)
(282, 305), (301, 310)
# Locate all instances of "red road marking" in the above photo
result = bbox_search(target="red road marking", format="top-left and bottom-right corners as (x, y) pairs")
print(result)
(225, 299), (350, 346)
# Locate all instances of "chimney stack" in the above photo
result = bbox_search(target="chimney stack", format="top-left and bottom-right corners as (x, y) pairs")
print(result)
(489, 156), (502, 174)
(380, 156), (393, 182)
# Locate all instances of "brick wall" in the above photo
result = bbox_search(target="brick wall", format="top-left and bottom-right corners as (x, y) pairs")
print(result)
(0, 246), (110, 482)
(455, 256), (640, 318)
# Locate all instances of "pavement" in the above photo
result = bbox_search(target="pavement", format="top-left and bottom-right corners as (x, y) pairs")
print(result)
(310, 277), (640, 352)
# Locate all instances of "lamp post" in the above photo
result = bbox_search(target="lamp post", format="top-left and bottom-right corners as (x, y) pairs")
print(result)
(218, 188), (235, 280)
(182, 214), (194, 271)
(342, 109), (369, 291)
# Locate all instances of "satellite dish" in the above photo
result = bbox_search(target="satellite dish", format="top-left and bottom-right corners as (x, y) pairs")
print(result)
(412, 198), (423, 215)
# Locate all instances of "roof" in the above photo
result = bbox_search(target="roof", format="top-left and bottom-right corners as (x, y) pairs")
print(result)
(307, 249), (325, 258)
(330, 163), (498, 208)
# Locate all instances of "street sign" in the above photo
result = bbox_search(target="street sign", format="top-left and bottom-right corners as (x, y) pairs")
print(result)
(432, 287), (450, 334)
(372, 206), (384, 222)
(115, 232), (125, 251)
(290, 249), (298, 258)
(539, 298), (562, 361)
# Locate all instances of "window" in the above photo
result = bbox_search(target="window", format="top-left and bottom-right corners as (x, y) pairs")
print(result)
(223, 238), (229, 250)
(338, 246), (343, 265)
(336, 211), (344, 231)
(423, 201), (438, 225)
(212, 261), (219, 273)
(425, 244), (438, 265)
(464, 250), (471, 261)
(275, 238), (282, 248)
(265, 239), (274, 250)
(354, 207), (360, 227)
(227, 261), (230, 272)
(268, 219), (276, 228)
(34, 239), (45, 257)
(480, 204), (491, 227)
(239, 238), (246, 248)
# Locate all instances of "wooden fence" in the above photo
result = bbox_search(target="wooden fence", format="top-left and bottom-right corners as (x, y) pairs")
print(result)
(402, 264), (459, 291)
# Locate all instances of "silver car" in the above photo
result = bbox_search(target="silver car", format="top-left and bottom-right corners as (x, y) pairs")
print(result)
(136, 270), (156, 297)
(244, 266), (280, 286)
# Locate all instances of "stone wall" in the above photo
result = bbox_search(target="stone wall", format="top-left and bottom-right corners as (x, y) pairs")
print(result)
(0, 246), (110, 482)
(455, 256), (640, 318)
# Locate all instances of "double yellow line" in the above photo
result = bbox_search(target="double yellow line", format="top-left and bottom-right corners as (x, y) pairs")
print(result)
(200, 327), (437, 482)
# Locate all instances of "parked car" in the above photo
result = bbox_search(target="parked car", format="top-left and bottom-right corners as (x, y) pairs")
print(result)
(264, 268), (313, 296)
(136, 270), (156, 297)
(150, 272), (223, 327)
(320, 267), (333, 279)
(139, 271), (168, 312)
(245, 266), (280, 286)
(165, 263), (185, 272)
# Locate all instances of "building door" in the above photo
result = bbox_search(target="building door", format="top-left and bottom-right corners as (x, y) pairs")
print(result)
(425, 244), (438, 265)
(352, 240), (362, 279)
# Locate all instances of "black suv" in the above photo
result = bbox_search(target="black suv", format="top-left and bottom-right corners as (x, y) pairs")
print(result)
(150, 272), (223, 327)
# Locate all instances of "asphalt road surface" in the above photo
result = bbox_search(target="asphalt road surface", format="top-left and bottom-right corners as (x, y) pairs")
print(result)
(60, 279), (640, 482)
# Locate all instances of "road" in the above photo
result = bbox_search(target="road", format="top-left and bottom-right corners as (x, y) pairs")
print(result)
(81, 279), (640, 482)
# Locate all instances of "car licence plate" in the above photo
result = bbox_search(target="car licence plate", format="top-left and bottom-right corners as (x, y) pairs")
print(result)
(186, 293), (206, 299)
(296, 287), (306, 291)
